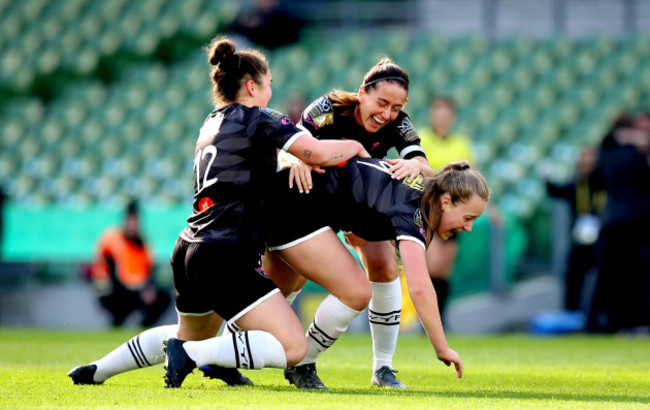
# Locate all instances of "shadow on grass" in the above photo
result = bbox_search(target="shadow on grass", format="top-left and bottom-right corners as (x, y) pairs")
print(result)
(185, 384), (649, 405)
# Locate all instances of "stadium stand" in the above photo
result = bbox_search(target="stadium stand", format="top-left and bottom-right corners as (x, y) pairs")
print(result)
(2, 0), (649, 298)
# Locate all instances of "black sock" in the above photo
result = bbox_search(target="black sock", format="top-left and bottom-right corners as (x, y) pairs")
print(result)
(430, 278), (450, 318)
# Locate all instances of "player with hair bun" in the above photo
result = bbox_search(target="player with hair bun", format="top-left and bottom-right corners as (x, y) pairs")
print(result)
(68, 36), (369, 388)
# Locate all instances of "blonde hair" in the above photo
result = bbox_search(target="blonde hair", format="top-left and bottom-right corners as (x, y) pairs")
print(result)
(205, 36), (269, 107)
(420, 161), (490, 247)
(328, 57), (409, 117)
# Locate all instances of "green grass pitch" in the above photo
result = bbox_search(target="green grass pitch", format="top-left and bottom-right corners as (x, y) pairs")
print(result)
(1, 328), (649, 408)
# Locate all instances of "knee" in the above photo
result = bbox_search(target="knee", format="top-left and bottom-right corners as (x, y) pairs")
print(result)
(339, 281), (372, 312)
(283, 335), (308, 367)
(365, 259), (399, 283)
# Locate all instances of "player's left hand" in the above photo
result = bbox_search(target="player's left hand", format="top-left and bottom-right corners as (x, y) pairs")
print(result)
(436, 347), (463, 378)
(386, 158), (422, 182)
(288, 161), (324, 194)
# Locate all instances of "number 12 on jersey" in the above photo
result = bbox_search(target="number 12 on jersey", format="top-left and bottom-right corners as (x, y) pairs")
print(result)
(194, 145), (218, 193)
(194, 113), (224, 193)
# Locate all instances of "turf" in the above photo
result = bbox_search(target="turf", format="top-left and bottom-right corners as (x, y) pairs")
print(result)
(1, 329), (648, 408)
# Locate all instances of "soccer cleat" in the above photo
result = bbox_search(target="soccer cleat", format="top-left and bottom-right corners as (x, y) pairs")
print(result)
(284, 363), (328, 389)
(371, 366), (408, 388)
(199, 365), (254, 386)
(68, 364), (102, 385)
(163, 338), (196, 388)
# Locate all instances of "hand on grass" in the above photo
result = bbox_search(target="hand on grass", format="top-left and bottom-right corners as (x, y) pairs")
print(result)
(437, 347), (463, 378)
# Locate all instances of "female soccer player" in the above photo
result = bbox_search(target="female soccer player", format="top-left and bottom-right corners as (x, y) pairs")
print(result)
(274, 57), (433, 388)
(198, 159), (488, 389)
(67, 36), (368, 387)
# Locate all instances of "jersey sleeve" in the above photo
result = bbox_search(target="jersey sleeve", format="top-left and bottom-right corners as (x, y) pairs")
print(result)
(300, 95), (334, 137)
(392, 113), (427, 160)
(392, 203), (426, 250)
(256, 107), (310, 152)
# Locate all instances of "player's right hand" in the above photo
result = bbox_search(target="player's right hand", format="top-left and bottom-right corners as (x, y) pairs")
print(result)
(437, 347), (463, 378)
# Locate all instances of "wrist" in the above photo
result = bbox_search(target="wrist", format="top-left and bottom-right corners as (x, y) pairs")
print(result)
(433, 340), (449, 355)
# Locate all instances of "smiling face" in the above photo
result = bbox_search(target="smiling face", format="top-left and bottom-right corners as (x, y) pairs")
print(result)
(354, 81), (408, 133)
(436, 193), (487, 240)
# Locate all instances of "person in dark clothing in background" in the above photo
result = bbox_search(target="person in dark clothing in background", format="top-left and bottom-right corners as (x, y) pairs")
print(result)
(546, 147), (607, 317)
(229, 0), (304, 49)
(588, 115), (650, 333)
(0, 185), (5, 262)
(92, 201), (171, 327)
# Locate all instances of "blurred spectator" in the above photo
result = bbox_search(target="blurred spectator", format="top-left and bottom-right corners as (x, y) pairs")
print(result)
(286, 93), (306, 125)
(543, 147), (607, 330)
(0, 185), (5, 261)
(229, 0), (304, 50)
(418, 97), (475, 318)
(92, 201), (170, 328)
(588, 114), (650, 333)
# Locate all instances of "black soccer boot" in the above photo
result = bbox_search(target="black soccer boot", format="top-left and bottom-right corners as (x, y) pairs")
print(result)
(68, 364), (102, 385)
(163, 338), (196, 388)
(199, 365), (254, 386)
(371, 366), (407, 388)
(284, 363), (328, 389)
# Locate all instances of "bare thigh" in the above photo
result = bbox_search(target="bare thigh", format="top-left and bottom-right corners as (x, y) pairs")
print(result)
(177, 312), (223, 341)
(277, 229), (372, 311)
(262, 247), (307, 295)
(345, 233), (399, 283)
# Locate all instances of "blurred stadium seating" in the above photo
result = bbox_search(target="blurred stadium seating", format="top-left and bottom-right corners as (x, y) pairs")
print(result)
(2, 0), (649, 297)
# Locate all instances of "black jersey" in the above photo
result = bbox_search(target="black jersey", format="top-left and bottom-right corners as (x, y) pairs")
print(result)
(264, 157), (427, 250)
(301, 94), (426, 160)
(181, 103), (307, 249)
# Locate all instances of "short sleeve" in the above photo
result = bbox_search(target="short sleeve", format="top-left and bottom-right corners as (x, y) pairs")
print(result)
(256, 107), (309, 152)
(300, 95), (334, 137)
(392, 204), (426, 250)
(393, 114), (426, 160)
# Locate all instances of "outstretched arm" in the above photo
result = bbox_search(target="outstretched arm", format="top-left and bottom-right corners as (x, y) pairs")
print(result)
(399, 239), (463, 378)
(288, 135), (370, 168)
(277, 150), (325, 194)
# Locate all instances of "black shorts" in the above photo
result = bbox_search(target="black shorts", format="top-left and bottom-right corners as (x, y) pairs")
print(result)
(263, 172), (395, 249)
(170, 237), (279, 321)
(262, 171), (336, 250)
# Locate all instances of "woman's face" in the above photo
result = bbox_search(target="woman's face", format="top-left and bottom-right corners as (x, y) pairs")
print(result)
(355, 81), (407, 133)
(430, 103), (455, 134)
(436, 193), (487, 240)
(252, 70), (273, 107)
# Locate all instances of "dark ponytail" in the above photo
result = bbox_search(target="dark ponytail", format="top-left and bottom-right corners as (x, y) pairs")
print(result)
(205, 36), (269, 106)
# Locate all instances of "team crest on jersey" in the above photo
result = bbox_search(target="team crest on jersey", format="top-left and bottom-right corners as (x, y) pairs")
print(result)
(313, 113), (334, 128)
(307, 97), (333, 128)
(402, 174), (424, 192)
(259, 107), (285, 121)
(414, 209), (424, 229)
(397, 117), (418, 141)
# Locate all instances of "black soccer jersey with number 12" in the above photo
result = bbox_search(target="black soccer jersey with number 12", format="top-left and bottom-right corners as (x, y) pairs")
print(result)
(301, 94), (426, 160)
(180, 103), (307, 249)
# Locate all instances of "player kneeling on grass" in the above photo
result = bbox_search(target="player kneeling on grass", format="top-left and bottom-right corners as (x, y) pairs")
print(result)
(199, 158), (488, 388)
(67, 36), (369, 387)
